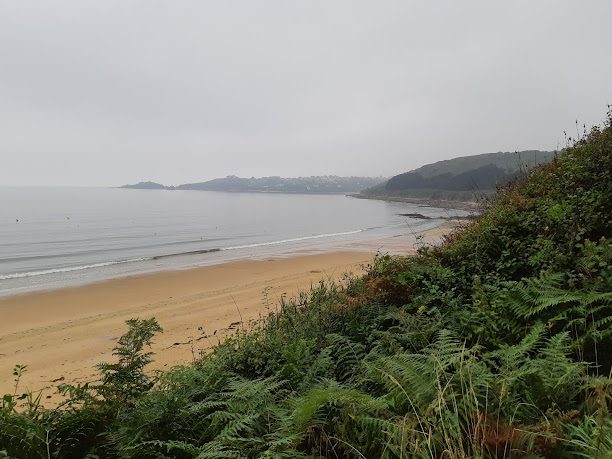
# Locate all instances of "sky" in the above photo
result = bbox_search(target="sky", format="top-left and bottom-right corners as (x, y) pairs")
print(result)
(1, 1), (611, 186)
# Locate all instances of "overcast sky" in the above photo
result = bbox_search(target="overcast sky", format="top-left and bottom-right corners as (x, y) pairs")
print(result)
(1, 1), (611, 186)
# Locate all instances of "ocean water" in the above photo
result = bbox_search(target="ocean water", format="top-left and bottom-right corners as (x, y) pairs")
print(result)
(0, 187), (468, 296)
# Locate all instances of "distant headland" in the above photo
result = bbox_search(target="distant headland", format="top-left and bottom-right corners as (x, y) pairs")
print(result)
(121, 151), (556, 203)
(120, 176), (385, 194)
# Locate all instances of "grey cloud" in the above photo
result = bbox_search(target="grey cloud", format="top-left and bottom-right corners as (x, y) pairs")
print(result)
(1, 0), (611, 185)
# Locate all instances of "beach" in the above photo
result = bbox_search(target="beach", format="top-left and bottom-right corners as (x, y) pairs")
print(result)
(0, 223), (454, 405)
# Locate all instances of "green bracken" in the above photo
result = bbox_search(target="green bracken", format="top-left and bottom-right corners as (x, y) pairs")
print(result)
(1, 110), (611, 458)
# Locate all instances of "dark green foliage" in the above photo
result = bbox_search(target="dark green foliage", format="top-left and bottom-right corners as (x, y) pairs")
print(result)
(96, 318), (163, 403)
(2, 113), (611, 457)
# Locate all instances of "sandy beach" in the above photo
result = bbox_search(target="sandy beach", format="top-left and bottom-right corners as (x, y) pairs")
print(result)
(0, 223), (455, 404)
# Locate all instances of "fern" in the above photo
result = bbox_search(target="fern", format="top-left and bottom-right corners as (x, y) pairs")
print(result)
(291, 381), (384, 433)
(503, 273), (612, 321)
(324, 334), (366, 383)
(499, 272), (612, 369)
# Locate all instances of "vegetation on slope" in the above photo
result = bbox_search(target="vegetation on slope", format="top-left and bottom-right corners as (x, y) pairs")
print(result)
(2, 113), (611, 458)
(361, 150), (555, 202)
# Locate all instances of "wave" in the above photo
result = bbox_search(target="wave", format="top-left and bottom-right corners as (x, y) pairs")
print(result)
(0, 237), (236, 262)
(0, 258), (151, 280)
(222, 229), (364, 250)
(150, 229), (367, 259)
(0, 228), (368, 280)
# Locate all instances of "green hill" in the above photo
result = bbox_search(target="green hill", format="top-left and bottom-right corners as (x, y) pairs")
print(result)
(2, 114), (611, 458)
(362, 150), (555, 202)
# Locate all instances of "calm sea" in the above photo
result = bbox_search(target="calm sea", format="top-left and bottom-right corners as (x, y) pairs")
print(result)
(0, 187), (467, 296)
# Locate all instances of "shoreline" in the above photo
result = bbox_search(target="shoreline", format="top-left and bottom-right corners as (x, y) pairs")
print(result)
(348, 193), (482, 211)
(0, 224), (456, 405)
(0, 221), (451, 299)
(0, 252), (373, 405)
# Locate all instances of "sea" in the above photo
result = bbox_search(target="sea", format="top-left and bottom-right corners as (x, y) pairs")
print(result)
(0, 187), (470, 296)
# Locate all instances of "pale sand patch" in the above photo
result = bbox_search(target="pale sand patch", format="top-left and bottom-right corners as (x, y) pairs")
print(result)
(0, 253), (372, 403)
(0, 223), (456, 405)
